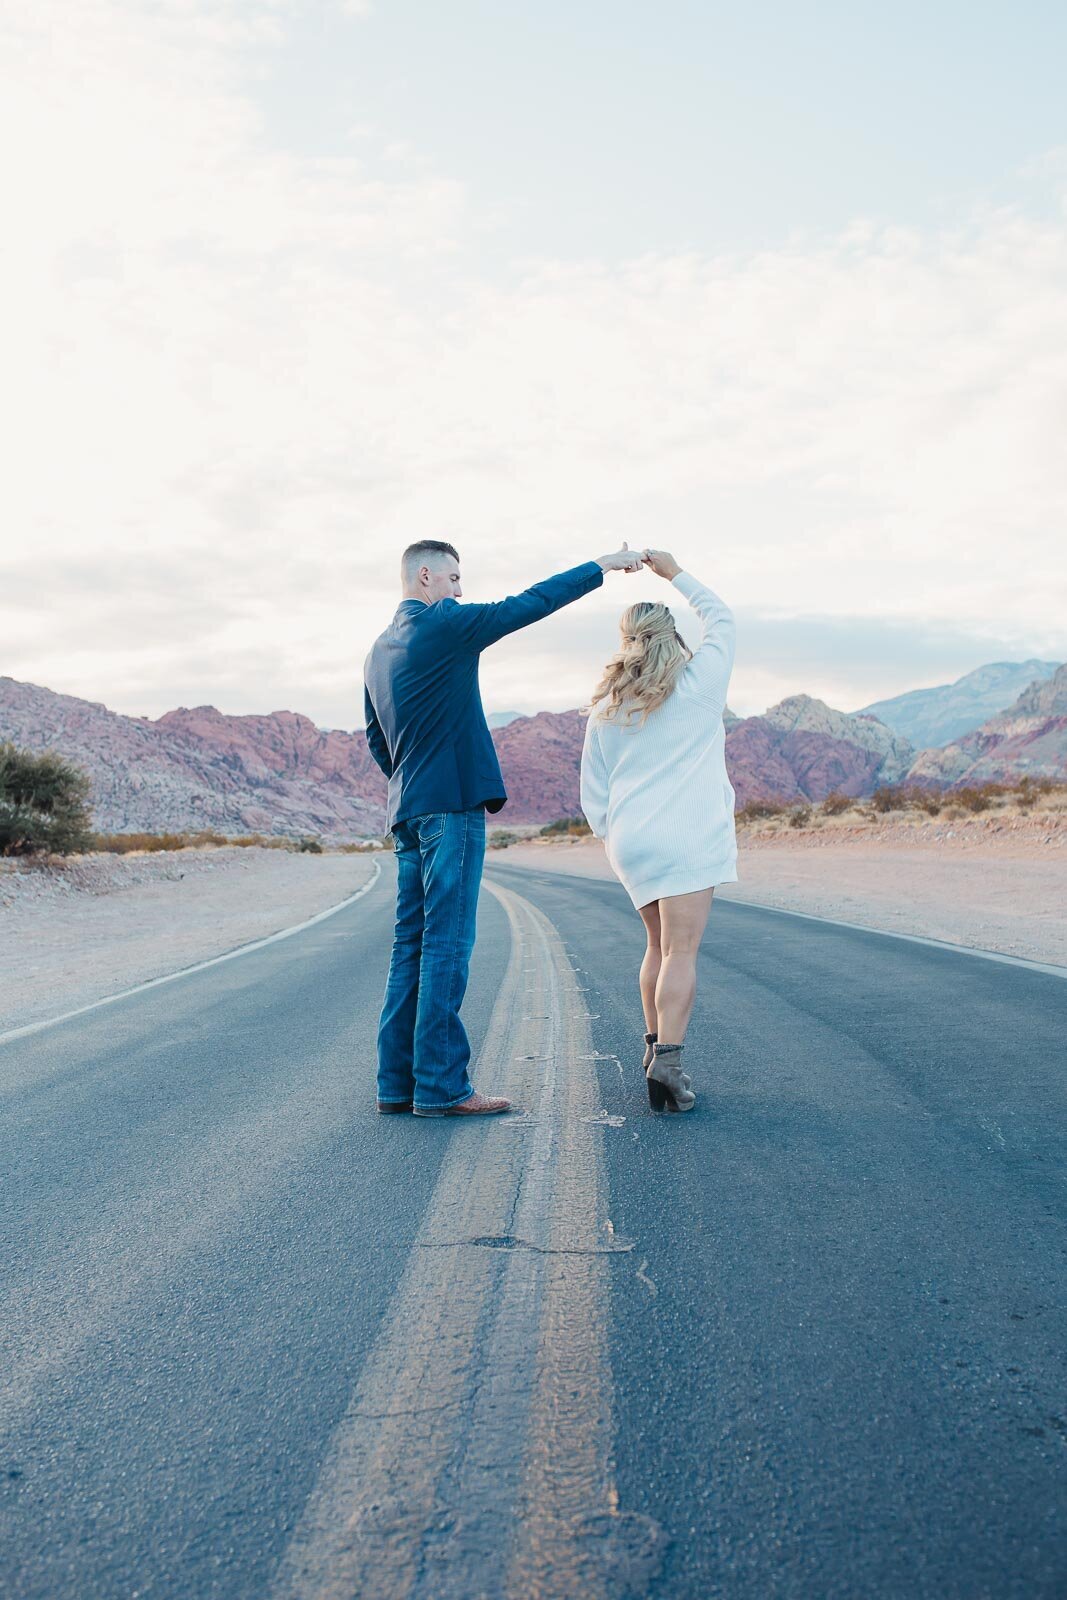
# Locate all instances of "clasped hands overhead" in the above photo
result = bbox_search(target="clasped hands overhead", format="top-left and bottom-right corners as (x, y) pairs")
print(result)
(596, 544), (681, 581)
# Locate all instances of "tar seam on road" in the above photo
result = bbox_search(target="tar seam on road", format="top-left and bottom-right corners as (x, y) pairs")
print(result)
(0, 859), (383, 1047)
(270, 878), (661, 1600)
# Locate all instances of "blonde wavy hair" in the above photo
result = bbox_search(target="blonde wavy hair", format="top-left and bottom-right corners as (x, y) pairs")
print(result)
(588, 602), (692, 727)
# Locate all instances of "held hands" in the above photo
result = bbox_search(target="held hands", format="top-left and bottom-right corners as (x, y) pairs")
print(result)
(598, 544), (681, 582)
(596, 542), (645, 573)
(595, 543), (682, 580)
(641, 549), (681, 581)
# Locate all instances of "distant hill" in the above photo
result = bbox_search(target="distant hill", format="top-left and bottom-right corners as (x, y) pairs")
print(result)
(907, 665), (1067, 788)
(861, 660), (1061, 749)
(486, 710), (524, 729)
(490, 710), (588, 822)
(5, 664), (1062, 843)
(493, 695), (913, 812)
(0, 678), (597, 835)
(724, 695), (912, 806)
(0, 677), (385, 840)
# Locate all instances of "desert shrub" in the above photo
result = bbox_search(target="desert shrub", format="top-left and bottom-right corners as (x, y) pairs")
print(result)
(736, 798), (789, 823)
(489, 829), (518, 848)
(789, 805), (813, 828)
(0, 742), (94, 856)
(1014, 777), (1057, 810)
(952, 784), (1004, 813)
(92, 831), (190, 853)
(871, 783), (950, 817)
(539, 816), (592, 837)
(92, 829), (250, 853)
(297, 835), (324, 853)
(820, 792), (852, 816)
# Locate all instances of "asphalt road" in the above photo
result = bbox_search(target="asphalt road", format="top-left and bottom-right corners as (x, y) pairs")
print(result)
(1, 856), (1064, 1598)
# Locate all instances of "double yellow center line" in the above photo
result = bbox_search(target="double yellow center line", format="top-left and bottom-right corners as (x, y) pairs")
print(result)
(271, 878), (662, 1598)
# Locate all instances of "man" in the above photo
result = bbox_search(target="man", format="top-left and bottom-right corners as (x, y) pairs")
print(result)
(363, 539), (642, 1116)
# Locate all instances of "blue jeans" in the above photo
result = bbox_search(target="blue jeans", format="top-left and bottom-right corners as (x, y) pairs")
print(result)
(376, 807), (487, 1110)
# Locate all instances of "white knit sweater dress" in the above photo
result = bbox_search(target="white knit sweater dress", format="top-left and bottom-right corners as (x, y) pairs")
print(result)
(579, 572), (738, 909)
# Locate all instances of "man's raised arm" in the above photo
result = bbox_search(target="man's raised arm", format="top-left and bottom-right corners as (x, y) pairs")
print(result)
(443, 546), (642, 652)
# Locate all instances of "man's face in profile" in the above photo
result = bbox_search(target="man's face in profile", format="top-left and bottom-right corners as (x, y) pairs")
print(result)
(422, 558), (463, 604)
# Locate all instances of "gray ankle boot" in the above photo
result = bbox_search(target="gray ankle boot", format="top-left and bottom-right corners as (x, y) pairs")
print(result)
(643, 1033), (692, 1086)
(646, 1043), (696, 1112)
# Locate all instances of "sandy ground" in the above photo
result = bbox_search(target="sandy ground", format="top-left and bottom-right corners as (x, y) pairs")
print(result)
(492, 813), (1067, 970)
(0, 847), (380, 1034)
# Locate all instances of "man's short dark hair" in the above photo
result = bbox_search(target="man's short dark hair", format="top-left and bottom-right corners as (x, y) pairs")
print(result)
(402, 539), (460, 578)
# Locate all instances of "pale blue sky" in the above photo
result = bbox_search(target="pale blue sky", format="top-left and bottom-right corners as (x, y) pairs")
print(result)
(262, 1), (1067, 258)
(1, 0), (1065, 725)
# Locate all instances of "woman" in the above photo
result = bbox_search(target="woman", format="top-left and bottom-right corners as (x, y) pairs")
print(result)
(580, 549), (737, 1112)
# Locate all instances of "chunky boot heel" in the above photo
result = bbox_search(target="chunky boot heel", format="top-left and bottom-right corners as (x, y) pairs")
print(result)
(646, 1043), (696, 1113)
(646, 1071), (669, 1110)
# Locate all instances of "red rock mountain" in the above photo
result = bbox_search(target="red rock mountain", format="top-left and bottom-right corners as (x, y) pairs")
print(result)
(721, 694), (914, 806)
(489, 710), (589, 825)
(0, 674), (931, 836)
(0, 676), (596, 835)
(907, 664), (1067, 787)
(14, 666), (1059, 841)
(0, 677), (385, 839)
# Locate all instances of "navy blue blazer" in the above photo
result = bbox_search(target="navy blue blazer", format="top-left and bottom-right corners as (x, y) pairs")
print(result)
(363, 561), (604, 831)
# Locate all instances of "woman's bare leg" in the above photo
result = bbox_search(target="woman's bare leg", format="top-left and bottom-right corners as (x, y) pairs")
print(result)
(637, 901), (662, 1035)
(655, 888), (714, 1044)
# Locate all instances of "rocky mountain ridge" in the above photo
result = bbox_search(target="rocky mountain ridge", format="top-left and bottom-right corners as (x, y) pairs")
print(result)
(861, 659), (1061, 748)
(3, 664), (1064, 840)
(0, 678), (384, 840)
(761, 695), (913, 781)
(907, 665), (1067, 788)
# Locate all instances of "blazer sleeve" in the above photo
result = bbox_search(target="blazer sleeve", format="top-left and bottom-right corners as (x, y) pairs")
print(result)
(579, 715), (609, 838)
(671, 571), (735, 713)
(363, 685), (394, 779)
(441, 561), (604, 652)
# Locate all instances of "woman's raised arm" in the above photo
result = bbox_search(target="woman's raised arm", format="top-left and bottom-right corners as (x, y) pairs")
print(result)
(643, 549), (735, 710)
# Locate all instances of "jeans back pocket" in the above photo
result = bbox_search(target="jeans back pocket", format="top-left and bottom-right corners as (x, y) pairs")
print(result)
(414, 812), (446, 845)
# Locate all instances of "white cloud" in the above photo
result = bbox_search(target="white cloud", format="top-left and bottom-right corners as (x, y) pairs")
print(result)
(1, 1), (1065, 727)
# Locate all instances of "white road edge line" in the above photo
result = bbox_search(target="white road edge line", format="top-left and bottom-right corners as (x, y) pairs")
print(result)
(0, 857), (383, 1047)
(718, 895), (1067, 980)
(486, 865), (1067, 981)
